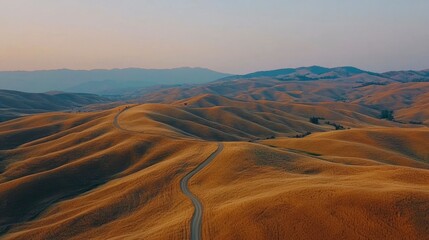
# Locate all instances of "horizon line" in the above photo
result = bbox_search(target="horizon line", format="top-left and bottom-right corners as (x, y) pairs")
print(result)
(0, 65), (427, 75)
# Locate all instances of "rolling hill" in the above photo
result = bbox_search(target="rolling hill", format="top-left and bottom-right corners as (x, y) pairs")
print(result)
(0, 90), (109, 122)
(136, 67), (429, 125)
(0, 66), (428, 239)
(0, 100), (428, 239)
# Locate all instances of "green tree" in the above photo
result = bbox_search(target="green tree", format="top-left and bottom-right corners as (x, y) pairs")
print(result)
(309, 117), (319, 124)
(380, 110), (394, 121)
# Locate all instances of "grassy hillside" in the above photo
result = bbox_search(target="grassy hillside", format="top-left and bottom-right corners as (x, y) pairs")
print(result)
(0, 100), (428, 239)
(0, 90), (109, 122)
(1, 66), (428, 239)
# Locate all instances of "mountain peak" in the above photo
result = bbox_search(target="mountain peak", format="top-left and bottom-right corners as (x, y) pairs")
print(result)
(332, 66), (366, 73)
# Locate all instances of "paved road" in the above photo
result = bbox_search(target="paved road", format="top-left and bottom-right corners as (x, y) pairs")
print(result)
(113, 106), (223, 240)
(180, 143), (224, 240)
(113, 106), (137, 133)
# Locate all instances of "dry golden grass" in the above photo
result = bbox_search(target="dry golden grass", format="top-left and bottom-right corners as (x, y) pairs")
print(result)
(193, 138), (429, 239)
(1, 98), (428, 239)
(116, 95), (417, 142)
(0, 107), (218, 239)
(139, 78), (429, 126)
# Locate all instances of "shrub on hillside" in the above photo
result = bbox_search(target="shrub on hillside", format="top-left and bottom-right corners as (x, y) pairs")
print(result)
(325, 121), (345, 130)
(380, 110), (394, 121)
(309, 117), (320, 124)
(293, 132), (312, 138)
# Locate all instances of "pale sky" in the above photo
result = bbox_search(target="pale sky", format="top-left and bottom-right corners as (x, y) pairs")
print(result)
(1, 0), (428, 74)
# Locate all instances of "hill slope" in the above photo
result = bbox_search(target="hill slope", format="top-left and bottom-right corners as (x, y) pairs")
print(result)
(0, 104), (428, 239)
(1, 66), (429, 239)
(115, 94), (418, 141)
(136, 68), (429, 125)
(0, 90), (109, 122)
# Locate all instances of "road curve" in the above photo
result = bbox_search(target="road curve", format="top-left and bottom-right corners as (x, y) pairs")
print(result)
(180, 143), (224, 240)
(113, 106), (223, 239)
(113, 106), (138, 133)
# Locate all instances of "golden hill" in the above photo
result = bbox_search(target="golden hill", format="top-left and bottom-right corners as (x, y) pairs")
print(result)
(0, 93), (428, 239)
(114, 94), (416, 141)
(137, 76), (429, 126)
(193, 138), (429, 239)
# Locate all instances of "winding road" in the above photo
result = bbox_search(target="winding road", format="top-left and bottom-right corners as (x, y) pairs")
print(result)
(113, 106), (139, 133)
(180, 143), (223, 240)
(113, 106), (223, 240)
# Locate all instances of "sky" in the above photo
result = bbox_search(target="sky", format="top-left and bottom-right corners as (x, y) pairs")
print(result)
(1, 0), (428, 74)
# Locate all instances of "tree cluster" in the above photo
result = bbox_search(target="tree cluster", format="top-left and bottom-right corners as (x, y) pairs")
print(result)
(380, 110), (394, 121)
(293, 132), (312, 138)
(325, 121), (345, 130)
(309, 116), (324, 124)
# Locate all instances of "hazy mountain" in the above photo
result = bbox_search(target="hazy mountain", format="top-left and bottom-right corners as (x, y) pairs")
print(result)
(0, 67), (231, 94)
(382, 70), (429, 82)
(219, 66), (378, 81)
(0, 90), (109, 121)
(219, 66), (429, 83)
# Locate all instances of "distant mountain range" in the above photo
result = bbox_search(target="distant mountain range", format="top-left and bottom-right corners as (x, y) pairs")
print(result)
(0, 67), (232, 94)
(0, 66), (428, 96)
(220, 66), (429, 82)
